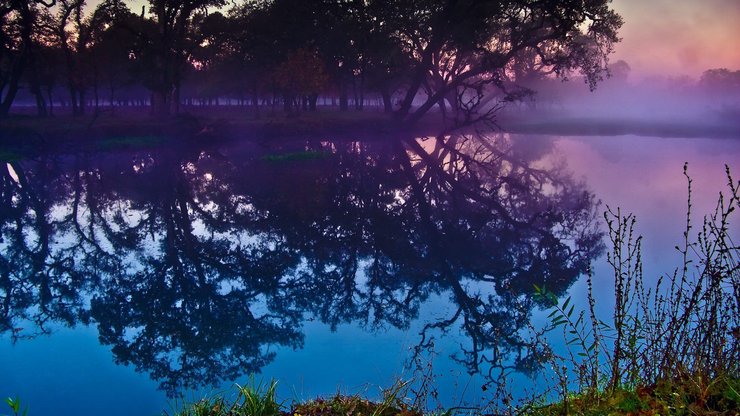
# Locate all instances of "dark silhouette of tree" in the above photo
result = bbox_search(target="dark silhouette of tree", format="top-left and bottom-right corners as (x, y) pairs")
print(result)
(145, 0), (225, 116)
(376, 0), (622, 124)
(234, 133), (603, 377)
(81, 0), (136, 111)
(88, 150), (305, 394)
(274, 48), (328, 113)
(187, 11), (240, 105)
(1, 0), (624, 121)
(0, 0), (55, 117)
(0, 156), (116, 341)
(46, 0), (94, 116)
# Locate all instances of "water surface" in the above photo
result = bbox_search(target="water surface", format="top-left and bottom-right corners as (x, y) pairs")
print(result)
(1, 131), (738, 415)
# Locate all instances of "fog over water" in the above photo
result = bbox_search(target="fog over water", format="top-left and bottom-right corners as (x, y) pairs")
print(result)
(504, 68), (740, 130)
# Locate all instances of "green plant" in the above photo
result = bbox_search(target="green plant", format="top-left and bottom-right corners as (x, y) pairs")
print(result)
(3, 397), (28, 416)
(233, 377), (282, 416)
(372, 379), (411, 416)
(168, 377), (281, 416)
(261, 151), (329, 162)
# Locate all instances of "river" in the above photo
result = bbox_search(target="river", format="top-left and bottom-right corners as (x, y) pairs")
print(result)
(1, 131), (738, 415)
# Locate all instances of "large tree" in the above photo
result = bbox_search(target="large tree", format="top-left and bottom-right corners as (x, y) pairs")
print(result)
(51, 0), (93, 116)
(0, 0), (54, 117)
(377, 0), (622, 124)
(146, 0), (225, 116)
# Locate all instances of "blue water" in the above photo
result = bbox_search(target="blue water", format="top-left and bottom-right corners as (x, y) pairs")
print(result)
(1, 132), (738, 415)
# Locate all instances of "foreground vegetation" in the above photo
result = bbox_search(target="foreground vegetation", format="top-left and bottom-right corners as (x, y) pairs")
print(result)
(163, 375), (739, 416)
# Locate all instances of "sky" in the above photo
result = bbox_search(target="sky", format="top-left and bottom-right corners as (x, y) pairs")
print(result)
(611, 0), (740, 80)
(116, 0), (740, 80)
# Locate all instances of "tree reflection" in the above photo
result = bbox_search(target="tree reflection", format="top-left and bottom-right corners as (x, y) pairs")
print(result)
(0, 157), (102, 339)
(0, 131), (602, 395)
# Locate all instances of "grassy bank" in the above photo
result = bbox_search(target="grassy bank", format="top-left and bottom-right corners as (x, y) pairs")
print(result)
(163, 375), (739, 416)
(0, 107), (407, 145)
(2, 106), (739, 153)
(500, 115), (740, 139)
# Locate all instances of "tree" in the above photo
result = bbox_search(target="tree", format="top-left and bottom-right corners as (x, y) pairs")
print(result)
(226, 1), (282, 115)
(375, 0), (622, 124)
(274, 48), (328, 113)
(609, 59), (631, 83)
(145, 0), (226, 116)
(50, 0), (93, 116)
(86, 0), (138, 111)
(22, 6), (59, 116)
(699, 68), (740, 93)
(1, 127), (603, 393)
(0, 0), (55, 117)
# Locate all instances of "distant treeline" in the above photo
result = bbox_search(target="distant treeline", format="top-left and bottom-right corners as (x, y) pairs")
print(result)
(0, 0), (672, 123)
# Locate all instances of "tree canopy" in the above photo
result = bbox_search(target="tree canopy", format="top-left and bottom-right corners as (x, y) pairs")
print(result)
(0, 0), (624, 123)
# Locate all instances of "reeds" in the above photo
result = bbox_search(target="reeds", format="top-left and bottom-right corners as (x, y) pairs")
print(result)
(532, 163), (739, 414)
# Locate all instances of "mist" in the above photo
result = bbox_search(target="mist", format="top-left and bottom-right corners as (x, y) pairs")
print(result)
(498, 64), (740, 138)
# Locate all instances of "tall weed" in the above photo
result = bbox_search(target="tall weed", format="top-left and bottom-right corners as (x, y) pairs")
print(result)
(535, 164), (739, 405)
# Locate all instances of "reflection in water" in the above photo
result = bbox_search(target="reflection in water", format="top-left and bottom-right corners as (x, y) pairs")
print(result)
(0, 132), (603, 395)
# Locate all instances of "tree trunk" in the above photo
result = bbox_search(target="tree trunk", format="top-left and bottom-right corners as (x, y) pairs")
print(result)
(252, 83), (260, 119)
(79, 88), (86, 116)
(381, 90), (393, 113)
(0, 56), (25, 117)
(339, 82), (349, 111)
(151, 91), (170, 117)
(47, 86), (54, 116)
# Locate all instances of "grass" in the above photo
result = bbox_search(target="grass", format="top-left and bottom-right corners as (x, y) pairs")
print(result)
(169, 378), (281, 416)
(525, 375), (740, 415)
(167, 380), (420, 416)
(169, 375), (739, 416)
(3, 397), (28, 416)
(96, 135), (165, 150)
(261, 150), (330, 162)
(0, 106), (404, 144)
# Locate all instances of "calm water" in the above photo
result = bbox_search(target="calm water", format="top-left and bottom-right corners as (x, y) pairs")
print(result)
(1, 131), (738, 415)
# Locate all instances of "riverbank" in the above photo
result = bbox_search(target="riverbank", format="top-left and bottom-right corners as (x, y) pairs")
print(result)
(502, 114), (740, 139)
(2, 106), (739, 150)
(166, 374), (740, 416)
(0, 107), (403, 143)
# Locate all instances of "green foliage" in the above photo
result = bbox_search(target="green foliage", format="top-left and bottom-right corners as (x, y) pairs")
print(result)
(171, 379), (422, 416)
(0, 150), (22, 162)
(261, 151), (329, 162)
(97, 135), (164, 150)
(3, 397), (28, 416)
(234, 378), (282, 416)
(170, 378), (281, 416)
